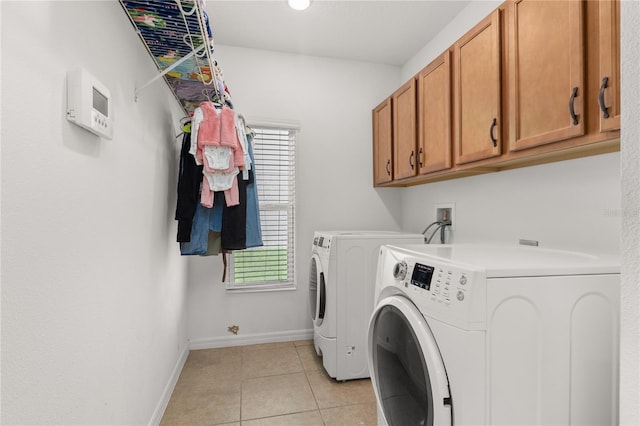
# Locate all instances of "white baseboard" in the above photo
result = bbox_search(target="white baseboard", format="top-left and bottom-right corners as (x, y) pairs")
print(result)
(189, 328), (314, 350)
(148, 345), (189, 426)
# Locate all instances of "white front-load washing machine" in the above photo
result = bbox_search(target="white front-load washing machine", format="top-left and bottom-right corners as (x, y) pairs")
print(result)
(308, 231), (424, 381)
(368, 243), (620, 426)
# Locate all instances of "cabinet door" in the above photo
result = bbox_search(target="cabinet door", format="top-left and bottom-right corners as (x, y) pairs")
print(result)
(417, 51), (452, 175)
(372, 98), (394, 185)
(393, 78), (418, 180)
(508, 0), (585, 151)
(598, 0), (620, 132)
(454, 10), (501, 165)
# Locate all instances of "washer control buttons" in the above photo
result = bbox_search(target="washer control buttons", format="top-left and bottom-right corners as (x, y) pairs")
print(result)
(456, 290), (465, 301)
(393, 261), (408, 281)
(459, 275), (468, 285)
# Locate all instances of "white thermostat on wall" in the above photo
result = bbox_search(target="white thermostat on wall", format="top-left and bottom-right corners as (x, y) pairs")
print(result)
(66, 68), (113, 139)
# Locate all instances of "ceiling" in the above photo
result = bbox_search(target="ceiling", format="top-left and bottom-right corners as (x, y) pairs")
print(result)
(205, 1), (472, 66)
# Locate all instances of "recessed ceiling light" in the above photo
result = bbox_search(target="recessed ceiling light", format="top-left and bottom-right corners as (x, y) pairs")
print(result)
(288, 0), (311, 11)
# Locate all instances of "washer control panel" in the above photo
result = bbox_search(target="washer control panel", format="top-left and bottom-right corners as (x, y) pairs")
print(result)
(381, 246), (487, 330)
(312, 235), (331, 250)
(392, 259), (476, 307)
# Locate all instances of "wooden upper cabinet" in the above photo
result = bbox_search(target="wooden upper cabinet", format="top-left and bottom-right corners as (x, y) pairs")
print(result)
(454, 10), (502, 165)
(508, 0), (585, 151)
(598, 0), (621, 132)
(372, 97), (393, 186)
(393, 78), (418, 180)
(417, 51), (452, 174)
(370, 0), (620, 188)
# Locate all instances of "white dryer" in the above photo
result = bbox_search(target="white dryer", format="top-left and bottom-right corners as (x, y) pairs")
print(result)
(368, 243), (620, 426)
(308, 231), (424, 381)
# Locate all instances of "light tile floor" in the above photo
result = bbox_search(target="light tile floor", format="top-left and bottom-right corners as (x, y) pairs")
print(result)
(160, 340), (377, 425)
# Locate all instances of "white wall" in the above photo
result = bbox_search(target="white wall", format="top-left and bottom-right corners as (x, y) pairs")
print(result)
(1, 1), (189, 424)
(620, 0), (640, 423)
(186, 46), (403, 347)
(401, 153), (620, 252)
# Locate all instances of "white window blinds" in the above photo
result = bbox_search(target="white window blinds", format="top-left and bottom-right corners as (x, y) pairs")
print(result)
(229, 125), (296, 290)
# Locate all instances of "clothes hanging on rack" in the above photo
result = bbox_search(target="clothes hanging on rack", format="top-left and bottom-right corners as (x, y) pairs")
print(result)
(236, 114), (251, 181)
(197, 103), (245, 208)
(245, 134), (263, 248)
(175, 107), (262, 258)
(175, 129), (203, 243)
(220, 174), (247, 251)
(122, 0), (259, 262)
(179, 194), (222, 255)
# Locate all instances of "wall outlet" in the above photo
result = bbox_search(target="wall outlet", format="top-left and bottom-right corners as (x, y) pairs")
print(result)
(435, 203), (456, 230)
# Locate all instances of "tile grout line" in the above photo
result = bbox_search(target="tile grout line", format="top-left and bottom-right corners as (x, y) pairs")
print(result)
(300, 349), (328, 426)
(239, 346), (245, 425)
(240, 408), (322, 424)
(239, 342), (308, 425)
(240, 342), (324, 425)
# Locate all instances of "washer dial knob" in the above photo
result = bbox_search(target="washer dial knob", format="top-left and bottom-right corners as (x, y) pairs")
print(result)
(393, 261), (408, 281)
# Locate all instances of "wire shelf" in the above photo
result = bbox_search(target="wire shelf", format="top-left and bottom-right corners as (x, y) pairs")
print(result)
(120, 0), (227, 114)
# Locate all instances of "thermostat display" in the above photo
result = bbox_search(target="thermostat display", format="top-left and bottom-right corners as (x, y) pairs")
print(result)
(93, 88), (108, 116)
(67, 68), (113, 139)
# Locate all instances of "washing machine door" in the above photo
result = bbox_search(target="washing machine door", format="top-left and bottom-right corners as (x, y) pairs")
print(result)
(368, 295), (452, 426)
(308, 254), (326, 326)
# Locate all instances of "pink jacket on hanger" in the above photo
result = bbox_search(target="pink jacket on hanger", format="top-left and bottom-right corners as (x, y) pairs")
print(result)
(197, 102), (245, 208)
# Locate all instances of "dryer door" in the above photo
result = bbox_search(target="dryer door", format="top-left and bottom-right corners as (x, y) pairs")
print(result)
(308, 254), (326, 326)
(368, 295), (452, 426)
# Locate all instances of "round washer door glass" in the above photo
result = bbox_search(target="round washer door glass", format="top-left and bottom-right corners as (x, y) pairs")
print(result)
(369, 296), (451, 426)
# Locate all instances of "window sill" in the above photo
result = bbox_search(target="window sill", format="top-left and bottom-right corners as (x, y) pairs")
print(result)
(225, 283), (297, 294)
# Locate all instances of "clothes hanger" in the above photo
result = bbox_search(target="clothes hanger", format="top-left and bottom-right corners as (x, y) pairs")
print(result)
(202, 87), (228, 109)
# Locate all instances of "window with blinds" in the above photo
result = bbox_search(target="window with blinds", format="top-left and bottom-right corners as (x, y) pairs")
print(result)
(228, 125), (296, 290)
